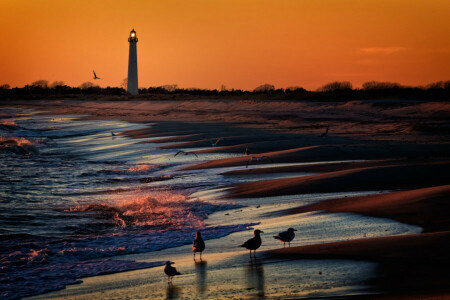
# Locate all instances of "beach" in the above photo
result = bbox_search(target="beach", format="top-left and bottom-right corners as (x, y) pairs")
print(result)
(1, 98), (449, 299)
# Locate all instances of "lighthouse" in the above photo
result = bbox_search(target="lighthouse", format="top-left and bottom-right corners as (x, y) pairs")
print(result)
(127, 29), (139, 95)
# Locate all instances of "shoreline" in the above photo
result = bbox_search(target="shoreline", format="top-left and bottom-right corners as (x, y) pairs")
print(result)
(3, 99), (449, 299)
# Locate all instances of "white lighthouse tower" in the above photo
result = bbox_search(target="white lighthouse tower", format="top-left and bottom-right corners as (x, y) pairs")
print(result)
(127, 29), (139, 95)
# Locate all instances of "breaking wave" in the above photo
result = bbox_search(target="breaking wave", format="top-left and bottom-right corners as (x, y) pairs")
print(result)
(0, 136), (42, 155)
(66, 191), (241, 228)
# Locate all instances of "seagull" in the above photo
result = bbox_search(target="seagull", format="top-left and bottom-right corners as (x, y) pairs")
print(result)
(245, 147), (250, 156)
(246, 156), (273, 168)
(93, 70), (101, 80)
(210, 137), (224, 147)
(111, 132), (116, 137)
(174, 150), (198, 158)
(193, 231), (206, 261)
(164, 261), (181, 283)
(240, 229), (264, 257)
(320, 126), (329, 137)
(273, 228), (297, 247)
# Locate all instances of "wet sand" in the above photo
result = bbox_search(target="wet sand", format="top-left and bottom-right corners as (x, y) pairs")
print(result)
(3, 98), (449, 299)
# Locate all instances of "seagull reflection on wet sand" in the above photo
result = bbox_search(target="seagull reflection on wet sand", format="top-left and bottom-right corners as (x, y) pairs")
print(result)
(195, 260), (208, 294)
(246, 258), (265, 298)
(166, 283), (181, 299)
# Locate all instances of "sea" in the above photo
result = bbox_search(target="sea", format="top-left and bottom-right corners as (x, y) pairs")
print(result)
(0, 108), (251, 299)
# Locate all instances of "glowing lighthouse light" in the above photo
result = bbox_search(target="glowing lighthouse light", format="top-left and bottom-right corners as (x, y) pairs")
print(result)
(127, 29), (139, 95)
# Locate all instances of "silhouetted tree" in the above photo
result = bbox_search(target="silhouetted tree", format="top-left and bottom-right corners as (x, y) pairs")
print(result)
(31, 80), (49, 89)
(362, 81), (401, 90)
(253, 84), (275, 92)
(286, 86), (306, 92)
(426, 81), (450, 90)
(49, 81), (65, 88)
(121, 78), (127, 90)
(162, 84), (178, 92)
(0, 84), (10, 89)
(79, 82), (96, 89)
(318, 81), (352, 92)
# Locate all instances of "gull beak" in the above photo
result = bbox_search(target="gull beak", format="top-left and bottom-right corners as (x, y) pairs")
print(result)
(293, 229), (298, 231)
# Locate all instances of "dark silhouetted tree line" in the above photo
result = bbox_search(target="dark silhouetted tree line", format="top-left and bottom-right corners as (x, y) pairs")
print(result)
(1, 80), (449, 101)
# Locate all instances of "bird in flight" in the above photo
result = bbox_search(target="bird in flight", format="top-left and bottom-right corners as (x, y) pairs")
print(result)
(174, 150), (198, 158)
(273, 228), (297, 247)
(246, 156), (273, 168)
(93, 70), (101, 80)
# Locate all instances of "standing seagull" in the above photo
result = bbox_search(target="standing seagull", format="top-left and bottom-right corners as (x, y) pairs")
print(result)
(240, 229), (264, 257)
(93, 70), (101, 80)
(320, 126), (329, 137)
(273, 228), (297, 247)
(193, 231), (206, 260)
(164, 261), (181, 283)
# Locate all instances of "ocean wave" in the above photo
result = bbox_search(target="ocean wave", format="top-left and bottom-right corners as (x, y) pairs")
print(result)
(65, 191), (241, 228)
(0, 121), (19, 131)
(0, 136), (40, 155)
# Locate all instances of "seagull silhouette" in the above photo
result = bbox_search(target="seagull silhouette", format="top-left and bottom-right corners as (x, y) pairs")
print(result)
(164, 261), (181, 283)
(193, 231), (206, 261)
(111, 132), (116, 137)
(246, 156), (273, 168)
(320, 126), (329, 137)
(174, 150), (198, 158)
(245, 147), (250, 156)
(273, 228), (297, 247)
(93, 70), (101, 80)
(240, 229), (264, 257)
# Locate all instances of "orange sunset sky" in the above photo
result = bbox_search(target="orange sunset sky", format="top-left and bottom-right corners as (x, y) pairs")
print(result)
(1, 0), (449, 90)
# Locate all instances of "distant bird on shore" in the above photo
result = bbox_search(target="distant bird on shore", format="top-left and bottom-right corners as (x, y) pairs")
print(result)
(193, 231), (206, 260)
(111, 132), (116, 137)
(273, 228), (297, 247)
(246, 156), (273, 168)
(245, 147), (250, 156)
(320, 126), (329, 137)
(164, 261), (181, 283)
(93, 70), (101, 80)
(240, 229), (263, 257)
(210, 138), (224, 147)
(174, 150), (198, 158)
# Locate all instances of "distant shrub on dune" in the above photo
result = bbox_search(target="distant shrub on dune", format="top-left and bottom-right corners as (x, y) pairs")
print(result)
(253, 84), (275, 92)
(362, 81), (401, 90)
(317, 81), (352, 92)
